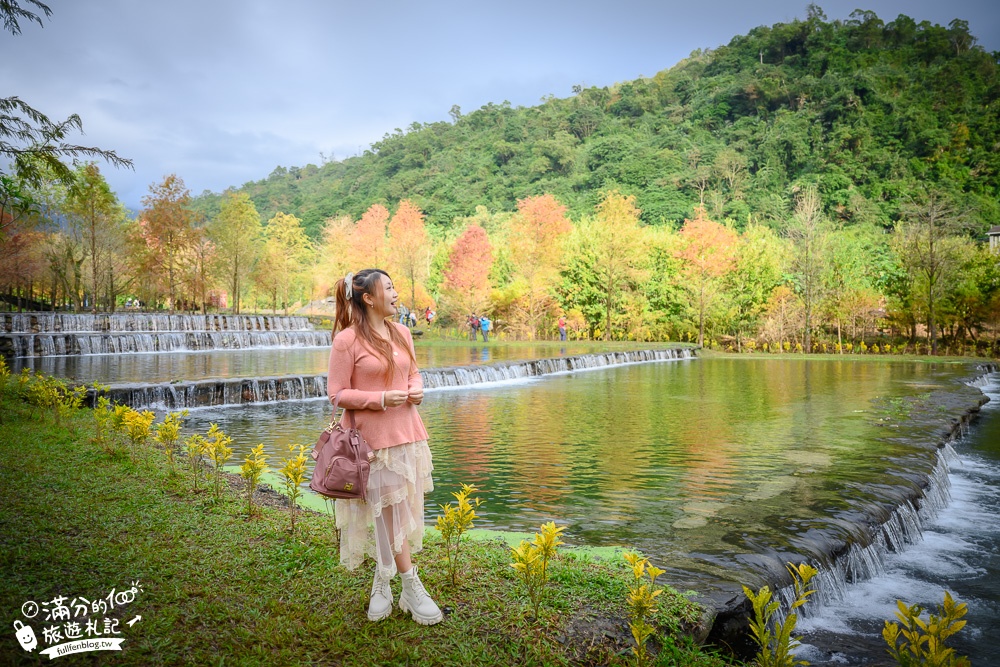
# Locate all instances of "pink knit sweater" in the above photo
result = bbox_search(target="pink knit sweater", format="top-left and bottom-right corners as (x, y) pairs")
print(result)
(326, 322), (429, 450)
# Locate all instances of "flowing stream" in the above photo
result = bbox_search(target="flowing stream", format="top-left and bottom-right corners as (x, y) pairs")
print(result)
(796, 371), (1000, 665)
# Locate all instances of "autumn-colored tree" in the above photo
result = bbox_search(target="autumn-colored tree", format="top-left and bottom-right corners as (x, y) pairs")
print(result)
(208, 191), (261, 314)
(677, 207), (739, 346)
(252, 239), (284, 311)
(313, 215), (353, 299)
(507, 194), (572, 337)
(262, 211), (313, 313)
(350, 204), (389, 269)
(24, 169), (90, 311)
(589, 190), (647, 340)
(760, 285), (804, 347)
(65, 163), (124, 311)
(0, 174), (36, 242)
(0, 165), (56, 308)
(388, 200), (431, 313)
(441, 223), (493, 318)
(138, 175), (195, 311)
(183, 229), (216, 314)
(0, 224), (46, 309)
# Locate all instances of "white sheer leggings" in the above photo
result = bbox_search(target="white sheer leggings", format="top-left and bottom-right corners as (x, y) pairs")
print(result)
(334, 440), (434, 579)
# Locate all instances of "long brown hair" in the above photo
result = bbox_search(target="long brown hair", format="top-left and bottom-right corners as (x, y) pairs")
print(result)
(333, 269), (417, 383)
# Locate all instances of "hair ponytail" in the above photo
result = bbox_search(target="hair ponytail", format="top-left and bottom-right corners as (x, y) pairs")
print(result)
(333, 277), (353, 335)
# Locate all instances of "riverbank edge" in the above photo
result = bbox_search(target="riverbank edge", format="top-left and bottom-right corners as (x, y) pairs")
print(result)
(0, 384), (727, 666)
(704, 361), (1000, 657)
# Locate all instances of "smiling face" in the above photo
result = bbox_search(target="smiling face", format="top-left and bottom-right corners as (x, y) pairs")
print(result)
(363, 272), (398, 319)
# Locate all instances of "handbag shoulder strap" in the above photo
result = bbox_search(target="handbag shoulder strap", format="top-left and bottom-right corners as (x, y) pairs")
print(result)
(331, 389), (358, 429)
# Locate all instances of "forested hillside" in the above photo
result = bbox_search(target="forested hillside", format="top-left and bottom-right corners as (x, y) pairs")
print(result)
(193, 8), (999, 238)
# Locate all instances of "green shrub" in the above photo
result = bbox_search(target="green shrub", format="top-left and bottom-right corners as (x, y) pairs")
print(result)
(742, 562), (817, 667)
(239, 444), (269, 518)
(623, 551), (666, 667)
(205, 423), (234, 502)
(882, 590), (970, 667)
(279, 444), (309, 534)
(435, 483), (482, 586)
(510, 521), (565, 618)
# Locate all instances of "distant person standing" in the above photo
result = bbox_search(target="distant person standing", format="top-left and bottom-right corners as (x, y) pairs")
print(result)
(424, 307), (434, 327)
(470, 314), (480, 341)
(479, 315), (491, 343)
(558, 315), (567, 341)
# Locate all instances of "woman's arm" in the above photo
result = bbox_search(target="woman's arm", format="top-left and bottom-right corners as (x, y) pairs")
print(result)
(327, 335), (384, 410)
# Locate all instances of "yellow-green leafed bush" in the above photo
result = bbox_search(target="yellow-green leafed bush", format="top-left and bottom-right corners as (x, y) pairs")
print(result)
(205, 423), (234, 502)
(92, 396), (117, 453)
(510, 521), (565, 618)
(623, 552), (667, 667)
(110, 404), (131, 438)
(122, 409), (155, 461)
(435, 483), (482, 585)
(182, 433), (209, 492)
(742, 562), (817, 667)
(239, 444), (269, 518)
(883, 591), (970, 667)
(279, 444), (309, 534)
(153, 410), (188, 471)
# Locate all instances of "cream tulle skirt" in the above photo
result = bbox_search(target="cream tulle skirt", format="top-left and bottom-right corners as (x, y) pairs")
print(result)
(334, 440), (434, 578)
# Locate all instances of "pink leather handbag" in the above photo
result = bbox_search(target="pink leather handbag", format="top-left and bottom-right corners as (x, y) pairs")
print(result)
(309, 391), (373, 501)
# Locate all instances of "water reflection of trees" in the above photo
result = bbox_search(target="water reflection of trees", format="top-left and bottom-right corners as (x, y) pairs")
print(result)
(418, 359), (955, 545)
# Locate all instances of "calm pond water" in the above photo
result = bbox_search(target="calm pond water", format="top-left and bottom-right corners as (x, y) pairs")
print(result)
(12, 342), (640, 384)
(184, 358), (987, 598)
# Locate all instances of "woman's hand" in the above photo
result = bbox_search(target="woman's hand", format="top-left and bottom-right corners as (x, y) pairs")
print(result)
(383, 390), (408, 408)
(407, 388), (423, 405)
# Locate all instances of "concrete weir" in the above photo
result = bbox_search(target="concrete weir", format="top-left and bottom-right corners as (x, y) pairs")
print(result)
(0, 312), (330, 357)
(86, 347), (695, 410)
(703, 363), (998, 657)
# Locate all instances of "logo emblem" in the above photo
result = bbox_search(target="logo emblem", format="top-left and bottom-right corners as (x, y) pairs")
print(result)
(14, 620), (37, 652)
(344, 483), (353, 491)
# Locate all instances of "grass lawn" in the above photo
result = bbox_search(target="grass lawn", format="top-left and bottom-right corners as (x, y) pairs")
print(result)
(0, 380), (726, 666)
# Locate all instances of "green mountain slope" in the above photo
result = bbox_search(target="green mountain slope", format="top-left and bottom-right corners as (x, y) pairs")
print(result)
(193, 8), (1000, 237)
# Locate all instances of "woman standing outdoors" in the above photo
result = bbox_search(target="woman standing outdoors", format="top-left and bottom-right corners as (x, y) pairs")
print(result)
(327, 269), (443, 625)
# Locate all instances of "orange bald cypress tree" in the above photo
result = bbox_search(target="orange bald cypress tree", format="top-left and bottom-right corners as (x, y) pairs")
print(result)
(388, 200), (430, 313)
(351, 203), (389, 270)
(442, 223), (493, 318)
(139, 174), (195, 312)
(509, 194), (572, 337)
(677, 207), (738, 346)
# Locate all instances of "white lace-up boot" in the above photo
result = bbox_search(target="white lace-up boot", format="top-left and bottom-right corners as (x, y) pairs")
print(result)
(398, 566), (443, 625)
(367, 570), (393, 622)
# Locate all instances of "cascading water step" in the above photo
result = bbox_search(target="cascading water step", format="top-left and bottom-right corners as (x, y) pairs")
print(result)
(0, 313), (331, 357)
(88, 348), (694, 410)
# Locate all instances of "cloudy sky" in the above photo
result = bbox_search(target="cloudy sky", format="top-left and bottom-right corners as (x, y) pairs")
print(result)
(3, 0), (997, 210)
